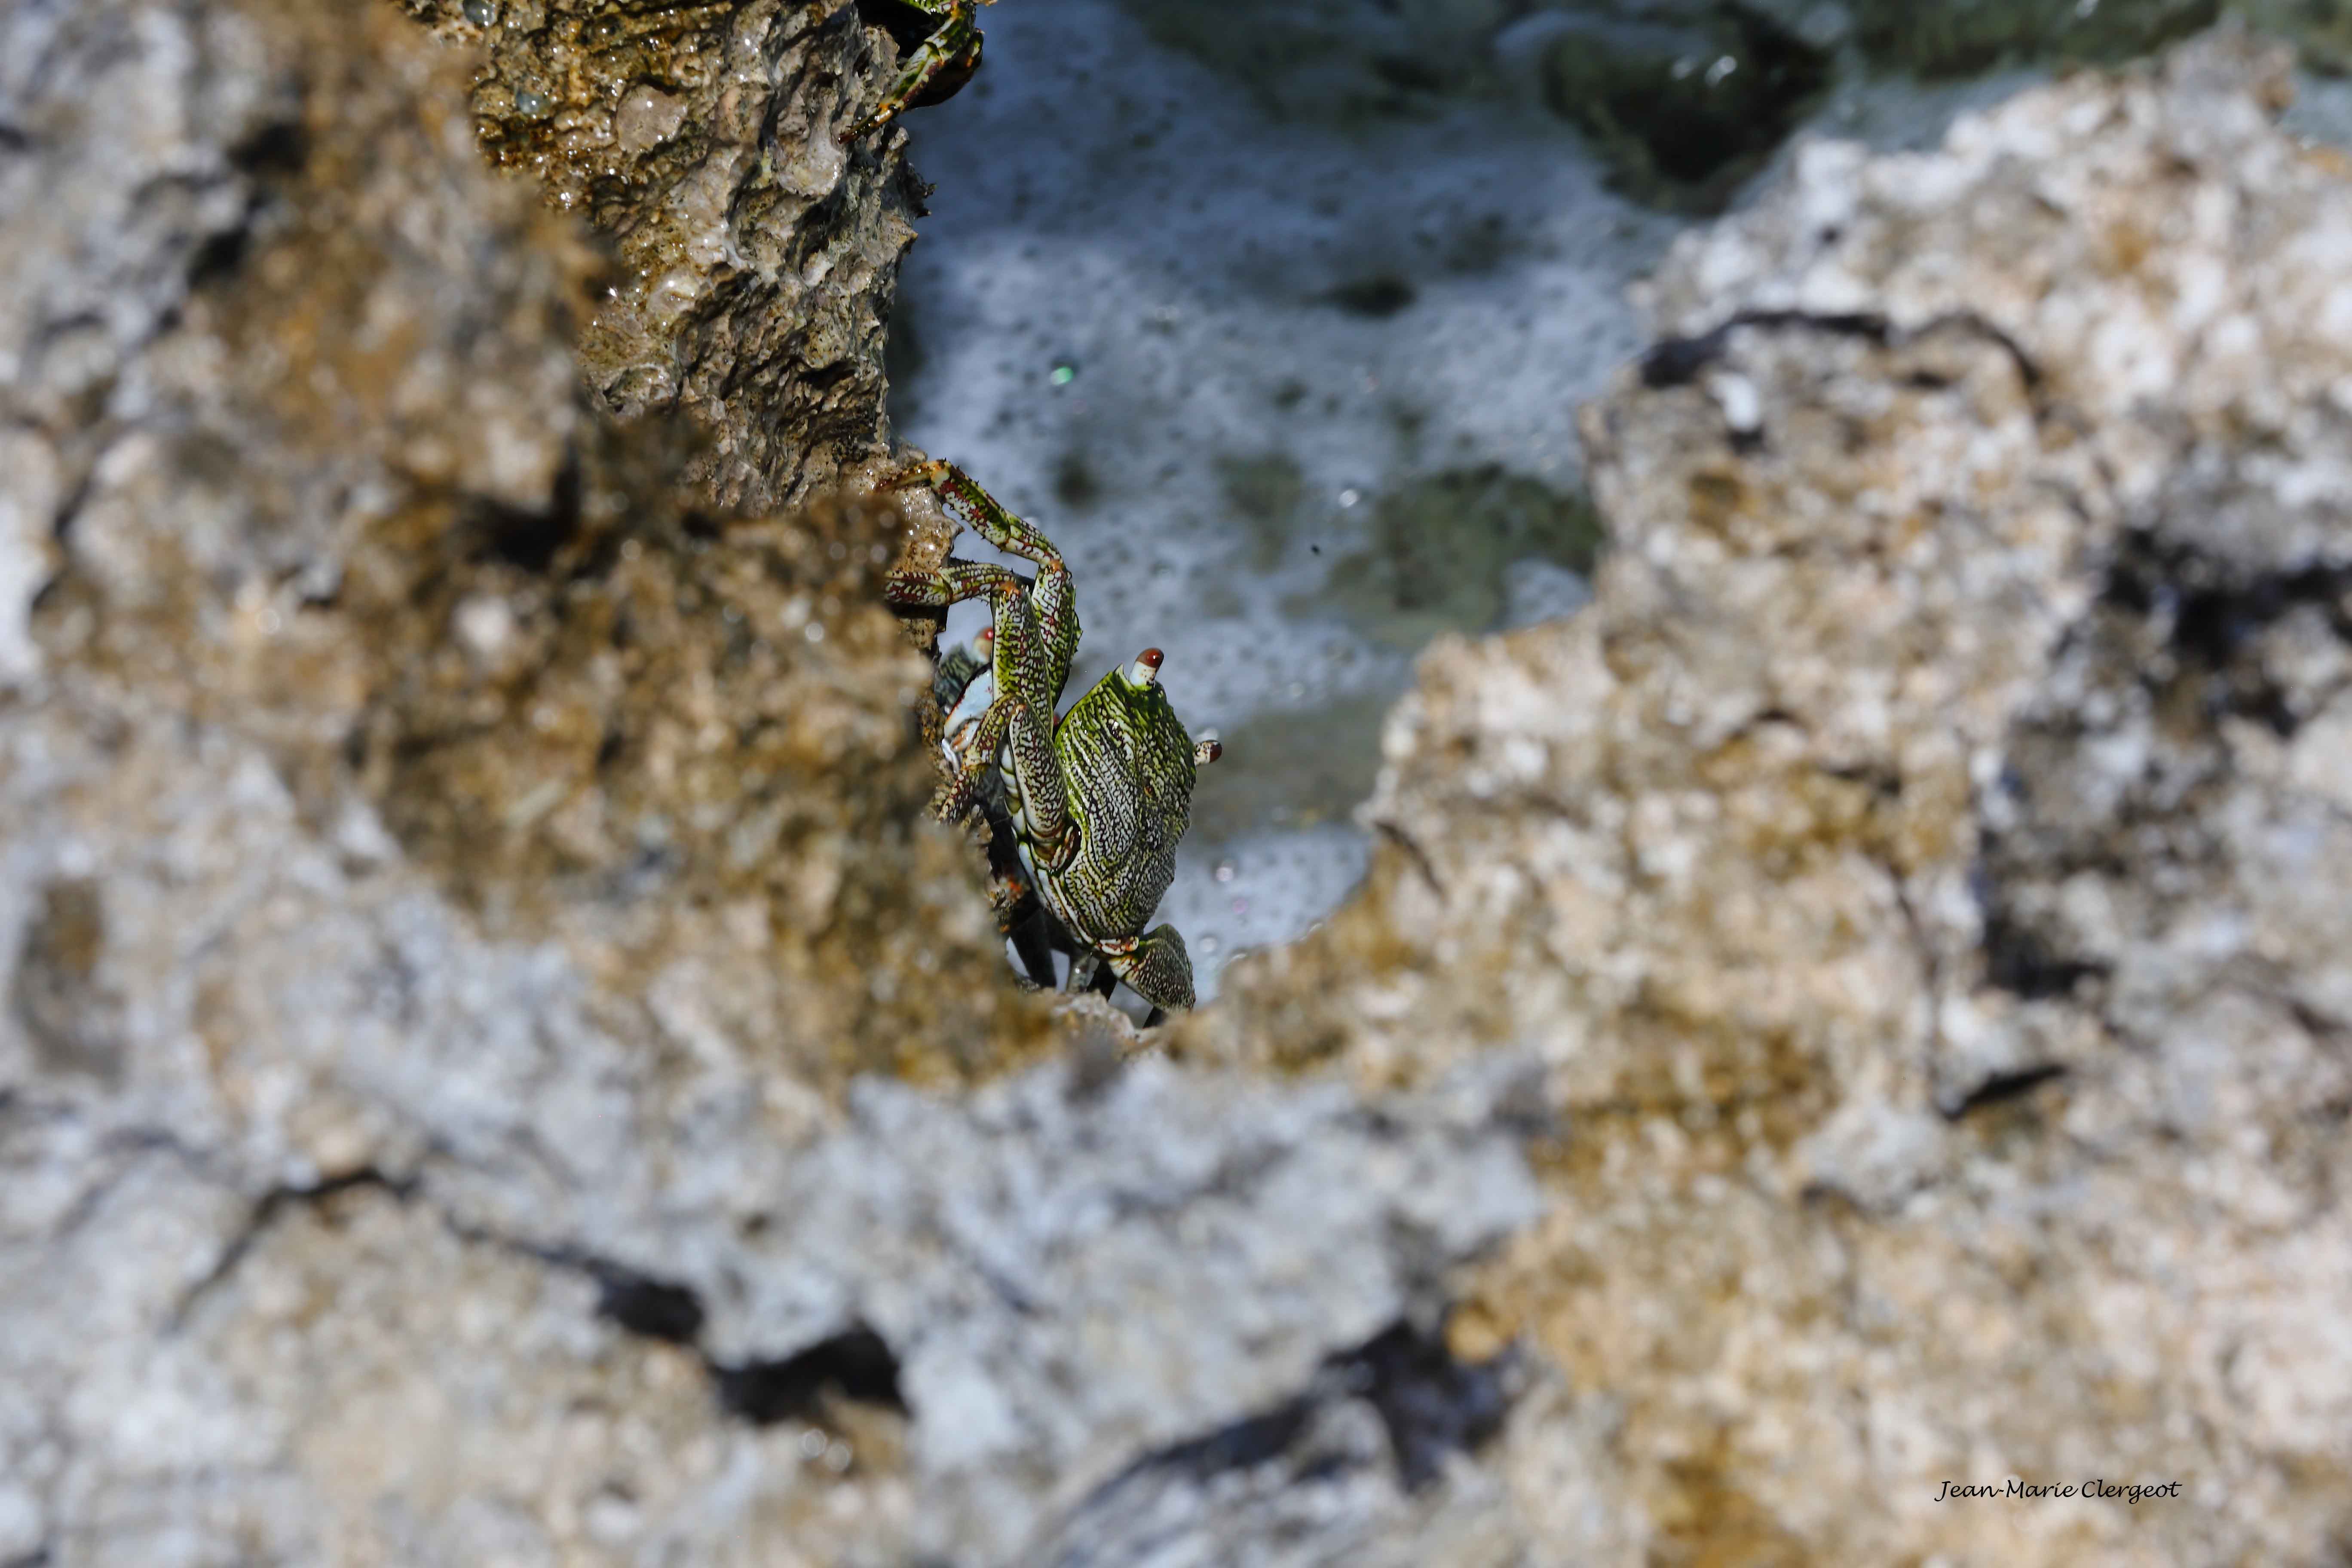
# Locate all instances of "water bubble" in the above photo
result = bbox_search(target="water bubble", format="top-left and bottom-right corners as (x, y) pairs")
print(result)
(462, 0), (496, 23)
(515, 88), (549, 116)
(1213, 861), (1235, 884)
(804, 622), (826, 643)
(1230, 897), (1249, 916)
(798, 1429), (828, 1460)
(1338, 487), (1361, 508)
(1200, 935), (1220, 956)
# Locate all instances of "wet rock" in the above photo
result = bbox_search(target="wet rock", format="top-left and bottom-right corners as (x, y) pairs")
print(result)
(1535, 3), (1837, 211)
(1191, 32), (2352, 1564)
(400, 0), (935, 511)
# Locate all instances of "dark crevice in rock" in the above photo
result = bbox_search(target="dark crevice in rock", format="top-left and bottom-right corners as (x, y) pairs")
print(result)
(461, 1227), (717, 1348)
(586, 1261), (707, 1344)
(1128, 1392), (1316, 1485)
(228, 119), (310, 177)
(1346, 1318), (1515, 1490)
(854, 0), (946, 59)
(2, 1545), (52, 1568)
(186, 122), (307, 289)
(713, 1324), (909, 1426)
(2104, 538), (2352, 738)
(1945, 1063), (2068, 1121)
(170, 1167), (418, 1332)
(42, 439), (96, 544)
(1375, 819), (1446, 896)
(1972, 526), (2352, 1032)
(1088, 1314), (1515, 1500)
(1823, 760), (1904, 799)
(1643, 310), (1891, 387)
(1641, 308), (2044, 395)
(470, 447), (586, 573)
(1980, 905), (2107, 1001)
(184, 221), (255, 291)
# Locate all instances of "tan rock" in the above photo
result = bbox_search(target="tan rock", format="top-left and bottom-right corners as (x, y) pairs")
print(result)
(1192, 30), (2352, 1565)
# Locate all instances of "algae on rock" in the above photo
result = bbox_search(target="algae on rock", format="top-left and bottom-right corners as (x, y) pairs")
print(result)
(1849, 0), (2221, 77)
(1534, 3), (1837, 211)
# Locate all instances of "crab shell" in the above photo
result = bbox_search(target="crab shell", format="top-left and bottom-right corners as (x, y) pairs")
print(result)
(940, 642), (1210, 1005)
(1020, 660), (1200, 956)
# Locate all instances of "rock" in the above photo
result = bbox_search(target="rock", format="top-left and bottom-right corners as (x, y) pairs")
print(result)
(1534, 3), (1837, 212)
(400, 0), (933, 511)
(17, 1), (2352, 1564)
(1191, 31), (2352, 1564)
(0, 2), (1547, 1563)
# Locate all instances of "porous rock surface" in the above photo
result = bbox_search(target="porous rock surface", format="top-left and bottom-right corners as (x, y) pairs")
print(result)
(1194, 30), (2352, 1566)
(0, 1), (1544, 1564)
(401, 0), (928, 511)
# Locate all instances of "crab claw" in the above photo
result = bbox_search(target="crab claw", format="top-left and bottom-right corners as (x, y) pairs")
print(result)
(1194, 738), (1222, 765)
(1103, 923), (1195, 1013)
(1130, 648), (1164, 685)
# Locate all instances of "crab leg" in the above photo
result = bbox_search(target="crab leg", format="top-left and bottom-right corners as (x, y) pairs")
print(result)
(910, 461), (1075, 600)
(932, 689), (1013, 822)
(883, 465), (1081, 849)
(882, 559), (1026, 613)
(839, 0), (987, 143)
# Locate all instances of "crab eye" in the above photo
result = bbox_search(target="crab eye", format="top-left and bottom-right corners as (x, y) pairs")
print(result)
(1130, 648), (1164, 685)
(1194, 738), (1222, 765)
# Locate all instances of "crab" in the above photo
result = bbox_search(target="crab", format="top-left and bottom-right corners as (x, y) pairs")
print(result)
(840, 0), (995, 144)
(884, 460), (1222, 1015)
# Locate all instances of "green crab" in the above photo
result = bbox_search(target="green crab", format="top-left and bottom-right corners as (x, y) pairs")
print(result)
(885, 460), (1222, 1014)
(839, 0), (994, 144)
